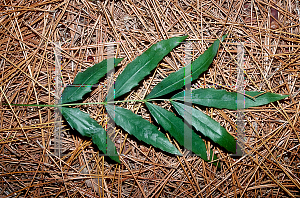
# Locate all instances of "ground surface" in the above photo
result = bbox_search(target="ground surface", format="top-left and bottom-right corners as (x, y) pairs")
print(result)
(0, 0), (300, 197)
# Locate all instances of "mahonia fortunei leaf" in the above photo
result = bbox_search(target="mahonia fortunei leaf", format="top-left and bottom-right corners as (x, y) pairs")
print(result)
(58, 33), (289, 166)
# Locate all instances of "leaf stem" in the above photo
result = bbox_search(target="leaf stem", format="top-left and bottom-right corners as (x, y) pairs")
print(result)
(2, 98), (171, 108)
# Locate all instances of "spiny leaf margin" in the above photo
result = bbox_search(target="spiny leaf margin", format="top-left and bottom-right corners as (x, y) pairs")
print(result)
(108, 35), (188, 101)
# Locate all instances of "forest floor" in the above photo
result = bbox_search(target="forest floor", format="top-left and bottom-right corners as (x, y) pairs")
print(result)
(0, 0), (299, 197)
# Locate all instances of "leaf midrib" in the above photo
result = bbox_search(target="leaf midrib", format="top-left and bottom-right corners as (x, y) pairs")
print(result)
(173, 96), (282, 102)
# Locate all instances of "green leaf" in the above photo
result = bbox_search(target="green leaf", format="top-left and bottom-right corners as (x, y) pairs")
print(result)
(62, 58), (123, 104)
(105, 104), (181, 155)
(171, 101), (236, 153)
(60, 107), (120, 163)
(108, 35), (188, 101)
(145, 102), (209, 161)
(172, 88), (289, 110)
(146, 35), (227, 99)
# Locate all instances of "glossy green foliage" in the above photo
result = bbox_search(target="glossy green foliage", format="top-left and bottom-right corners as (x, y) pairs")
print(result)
(146, 35), (227, 99)
(59, 34), (289, 164)
(171, 101), (235, 153)
(108, 35), (188, 101)
(60, 107), (120, 163)
(62, 58), (123, 104)
(172, 88), (289, 110)
(105, 104), (181, 155)
(145, 102), (209, 161)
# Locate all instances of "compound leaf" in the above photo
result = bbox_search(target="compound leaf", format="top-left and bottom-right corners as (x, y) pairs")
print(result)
(146, 35), (226, 99)
(105, 104), (181, 155)
(60, 107), (120, 163)
(62, 58), (123, 104)
(172, 88), (289, 110)
(171, 101), (235, 153)
(109, 35), (188, 101)
(145, 102), (209, 161)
